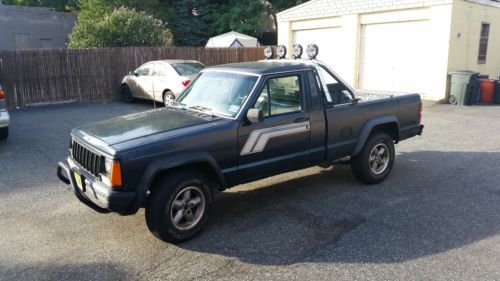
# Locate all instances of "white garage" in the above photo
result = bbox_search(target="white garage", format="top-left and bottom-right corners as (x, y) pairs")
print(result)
(276, 0), (486, 101)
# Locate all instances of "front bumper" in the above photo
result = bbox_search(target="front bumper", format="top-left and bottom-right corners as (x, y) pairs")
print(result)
(0, 110), (9, 128)
(57, 157), (135, 214)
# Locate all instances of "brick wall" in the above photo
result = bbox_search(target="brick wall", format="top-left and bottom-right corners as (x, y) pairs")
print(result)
(277, 0), (453, 22)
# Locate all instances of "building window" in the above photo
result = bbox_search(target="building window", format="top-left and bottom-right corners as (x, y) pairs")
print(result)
(478, 23), (490, 64)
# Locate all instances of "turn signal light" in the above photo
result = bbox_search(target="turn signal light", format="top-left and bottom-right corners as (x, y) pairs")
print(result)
(182, 80), (191, 87)
(0, 90), (5, 100)
(110, 161), (122, 187)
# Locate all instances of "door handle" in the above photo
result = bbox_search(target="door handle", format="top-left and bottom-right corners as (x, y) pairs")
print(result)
(294, 117), (309, 123)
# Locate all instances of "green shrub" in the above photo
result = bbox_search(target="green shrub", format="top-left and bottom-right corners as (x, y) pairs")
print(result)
(69, 7), (173, 48)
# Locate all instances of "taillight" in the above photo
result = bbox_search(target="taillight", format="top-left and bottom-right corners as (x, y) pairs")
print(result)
(182, 80), (191, 87)
(418, 103), (423, 124)
(0, 89), (5, 100)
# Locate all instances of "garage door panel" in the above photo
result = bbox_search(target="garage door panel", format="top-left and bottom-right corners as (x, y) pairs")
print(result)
(359, 21), (432, 94)
(292, 27), (342, 67)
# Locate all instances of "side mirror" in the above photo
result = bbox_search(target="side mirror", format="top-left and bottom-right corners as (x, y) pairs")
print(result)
(133, 71), (139, 77)
(352, 97), (361, 105)
(247, 108), (263, 123)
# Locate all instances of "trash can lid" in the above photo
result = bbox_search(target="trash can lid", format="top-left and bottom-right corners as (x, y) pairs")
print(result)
(448, 70), (480, 75)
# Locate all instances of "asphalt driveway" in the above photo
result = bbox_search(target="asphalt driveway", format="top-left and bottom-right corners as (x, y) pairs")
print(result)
(0, 100), (499, 281)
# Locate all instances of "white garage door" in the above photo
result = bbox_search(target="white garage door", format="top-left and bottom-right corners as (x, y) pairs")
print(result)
(359, 21), (432, 95)
(292, 27), (342, 67)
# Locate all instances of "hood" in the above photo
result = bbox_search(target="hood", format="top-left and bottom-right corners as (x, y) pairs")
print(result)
(75, 107), (213, 146)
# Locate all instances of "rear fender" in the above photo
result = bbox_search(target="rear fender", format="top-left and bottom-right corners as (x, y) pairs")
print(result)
(352, 115), (399, 156)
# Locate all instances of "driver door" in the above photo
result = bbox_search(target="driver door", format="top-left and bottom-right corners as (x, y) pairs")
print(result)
(237, 73), (311, 183)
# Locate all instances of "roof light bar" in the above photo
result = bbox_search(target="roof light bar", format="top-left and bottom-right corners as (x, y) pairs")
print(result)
(264, 46), (274, 60)
(306, 44), (319, 59)
(277, 45), (287, 59)
(292, 44), (303, 59)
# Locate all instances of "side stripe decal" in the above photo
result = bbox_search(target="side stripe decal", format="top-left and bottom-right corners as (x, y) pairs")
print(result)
(240, 121), (310, 155)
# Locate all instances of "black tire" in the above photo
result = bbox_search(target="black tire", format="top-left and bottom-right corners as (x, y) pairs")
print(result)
(0, 127), (8, 140)
(163, 90), (175, 106)
(145, 170), (213, 243)
(121, 85), (134, 103)
(351, 132), (395, 185)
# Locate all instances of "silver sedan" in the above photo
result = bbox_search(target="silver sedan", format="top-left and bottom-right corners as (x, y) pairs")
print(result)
(121, 60), (205, 106)
(0, 84), (9, 140)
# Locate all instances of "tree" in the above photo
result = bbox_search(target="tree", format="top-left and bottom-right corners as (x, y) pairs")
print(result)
(209, 0), (266, 39)
(169, 0), (212, 46)
(76, 0), (171, 21)
(264, 0), (308, 37)
(68, 7), (173, 48)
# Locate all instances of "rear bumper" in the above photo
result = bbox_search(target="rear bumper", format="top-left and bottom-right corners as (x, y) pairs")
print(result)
(399, 124), (424, 141)
(0, 110), (9, 128)
(57, 157), (135, 214)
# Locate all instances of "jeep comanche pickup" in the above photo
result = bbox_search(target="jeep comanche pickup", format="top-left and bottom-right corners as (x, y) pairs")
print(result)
(57, 45), (424, 243)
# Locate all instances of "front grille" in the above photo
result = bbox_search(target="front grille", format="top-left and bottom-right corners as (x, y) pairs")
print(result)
(71, 140), (102, 177)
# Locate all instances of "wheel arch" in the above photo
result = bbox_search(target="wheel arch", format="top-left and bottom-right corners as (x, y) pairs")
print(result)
(130, 152), (227, 212)
(352, 115), (399, 156)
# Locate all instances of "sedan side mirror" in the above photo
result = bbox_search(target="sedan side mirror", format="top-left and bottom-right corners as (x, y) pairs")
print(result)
(247, 108), (263, 123)
(352, 97), (361, 105)
(133, 71), (139, 77)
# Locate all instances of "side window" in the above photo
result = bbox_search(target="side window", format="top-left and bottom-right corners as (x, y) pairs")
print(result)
(307, 71), (322, 110)
(254, 75), (302, 117)
(136, 65), (151, 76)
(155, 64), (167, 76)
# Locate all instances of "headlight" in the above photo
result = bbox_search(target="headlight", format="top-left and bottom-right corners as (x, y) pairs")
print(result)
(104, 158), (113, 173)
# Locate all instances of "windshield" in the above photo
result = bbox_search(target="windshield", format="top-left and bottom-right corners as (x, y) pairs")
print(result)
(171, 63), (205, 76)
(177, 71), (258, 118)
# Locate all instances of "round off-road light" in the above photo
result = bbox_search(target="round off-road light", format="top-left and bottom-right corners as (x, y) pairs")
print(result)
(306, 44), (319, 59)
(277, 45), (287, 59)
(264, 46), (274, 59)
(292, 44), (303, 59)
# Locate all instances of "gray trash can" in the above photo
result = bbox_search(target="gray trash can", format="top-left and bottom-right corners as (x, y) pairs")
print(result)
(448, 71), (479, 105)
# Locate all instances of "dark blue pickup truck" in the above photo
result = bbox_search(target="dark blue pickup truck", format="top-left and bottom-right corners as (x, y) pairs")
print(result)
(57, 46), (424, 243)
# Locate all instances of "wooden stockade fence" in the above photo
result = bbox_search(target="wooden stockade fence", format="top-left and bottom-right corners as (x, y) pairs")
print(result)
(0, 47), (265, 109)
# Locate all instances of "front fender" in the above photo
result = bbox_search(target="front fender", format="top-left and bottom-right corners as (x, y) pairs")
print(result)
(352, 115), (399, 156)
(128, 152), (226, 213)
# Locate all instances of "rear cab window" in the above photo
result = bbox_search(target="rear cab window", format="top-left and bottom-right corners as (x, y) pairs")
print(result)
(317, 65), (353, 105)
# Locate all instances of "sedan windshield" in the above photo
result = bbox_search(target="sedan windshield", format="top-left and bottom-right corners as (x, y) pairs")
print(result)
(172, 63), (205, 76)
(177, 72), (258, 118)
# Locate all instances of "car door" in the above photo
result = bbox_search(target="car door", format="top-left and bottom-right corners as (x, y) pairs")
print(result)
(237, 73), (311, 183)
(133, 63), (154, 99)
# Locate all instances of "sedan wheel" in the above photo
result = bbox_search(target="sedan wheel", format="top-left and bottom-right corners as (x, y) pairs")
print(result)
(121, 85), (133, 103)
(163, 91), (175, 106)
